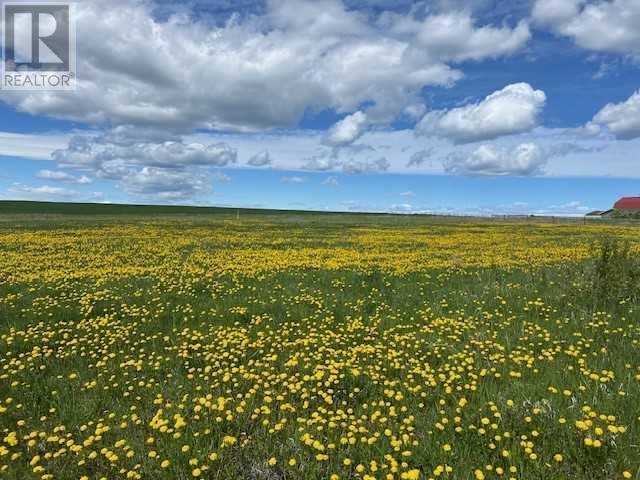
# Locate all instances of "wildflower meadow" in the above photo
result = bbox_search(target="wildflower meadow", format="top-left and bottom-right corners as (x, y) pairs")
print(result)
(1, 213), (639, 480)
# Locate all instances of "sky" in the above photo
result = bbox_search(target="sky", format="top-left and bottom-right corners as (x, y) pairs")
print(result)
(0, 0), (639, 215)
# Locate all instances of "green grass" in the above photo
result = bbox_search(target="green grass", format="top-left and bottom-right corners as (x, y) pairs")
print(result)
(0, 214), (638, 480)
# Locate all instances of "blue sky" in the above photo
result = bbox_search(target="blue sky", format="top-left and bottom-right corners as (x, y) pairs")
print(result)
(1, 0), (639, 215)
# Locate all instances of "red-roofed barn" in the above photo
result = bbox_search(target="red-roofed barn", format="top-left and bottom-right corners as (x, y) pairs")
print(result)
(614, 197), (640, 213)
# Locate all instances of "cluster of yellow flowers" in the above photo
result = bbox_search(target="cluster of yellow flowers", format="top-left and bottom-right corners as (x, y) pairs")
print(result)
(1, 221), (638, 285)
(0, 219), (638, 479)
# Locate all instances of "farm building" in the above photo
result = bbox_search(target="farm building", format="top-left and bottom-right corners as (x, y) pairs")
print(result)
(585, 210), (608, 219)
(590, 197), (640, 218)
(613, 197), (640, 213)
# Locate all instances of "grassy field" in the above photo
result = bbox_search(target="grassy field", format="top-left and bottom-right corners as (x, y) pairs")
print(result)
(0, 201), (330, 217)
(0, 209), (639, 480)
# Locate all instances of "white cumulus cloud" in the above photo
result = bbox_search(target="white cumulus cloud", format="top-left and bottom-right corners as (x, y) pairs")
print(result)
(302, 152), (341, 171)
(416, 83), (546, 144)
(0, 0), (531, 132)
(324, 111), (369, 147)
(588, 90), (640, 140)
(48, 128), (236, 201)
(532, 0), (640, 57)
(444, 143), (547, 176)
(54, 136), (237, 172)
(394, 11), (531, 62)
(120, 167), (211, 200)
